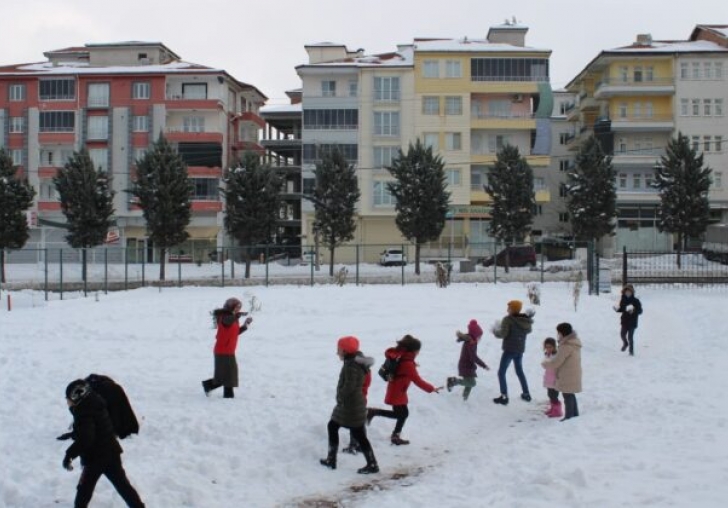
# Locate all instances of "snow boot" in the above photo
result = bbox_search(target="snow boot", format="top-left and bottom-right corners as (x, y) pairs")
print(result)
(342, 440), (361, 455)
(319, 448), (337, 470)
(357, 449), (379, 474)
(366, 408), (378, 426)
(621, 341), (628, 352)
(390, 433), (410, 446)
(223, 387), (234, 399)
(201, 380), (212, 397)
(446, 377), (458, 392)
(520, 393), (532, 402)
(493, 394), (509, 405)
(546, 400), (563, 418)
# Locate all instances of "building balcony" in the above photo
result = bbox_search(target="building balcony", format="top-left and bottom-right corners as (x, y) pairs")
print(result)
(471, 112), (536, 130)
(578, 96), (599, 111)
(237, 111), (266, 129)
(38, 201), (62, 211)
(87, 97), (110, 109)
(612, 149), (666, 166)
(232, 140), (264, 153)
(38, 132), (75, 144)
(187, 166), (223, 178)
(594, 77), (675, 99)
(191, 200), (223, 212)
(86, 129), (109, 141)
(165, 128), (224, 144)
(535, 189), (551, 202)
(165, 95), (223, 110)
(39, 166), (60, 178)
(610, 115), (674, 132)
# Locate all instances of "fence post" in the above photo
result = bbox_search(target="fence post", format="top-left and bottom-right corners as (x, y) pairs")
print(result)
(124, 248), (128, 291)
(310, 246), (314, 287)
(265, 245), (270, 287)
(622, 246), (628, 286)
(141, 252), (145, 287)
(540, 241), (545, 284)
(230, 249), (235, 280)
(595, 253), (600, 296)
(401, 243), (405, 286)
(586, 241), (594, 295)
(493, 242), (498, 284)
(44, 248), (49, 301)
(177, 248), (182, 288)
(83, 248), (88, 298)
(104, 249), (108, 295)
(355, 245), (360, 286)
(221, 248), (225, 288)
(59, 249), (64, 300)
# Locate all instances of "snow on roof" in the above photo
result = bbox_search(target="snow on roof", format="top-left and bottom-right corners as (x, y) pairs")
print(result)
(413, 38), (550, 53)
(609, 39), (728, 53)
(259, 104), (302, 113)
(298, 48), (413, 69)
(0, 60), (219, 76)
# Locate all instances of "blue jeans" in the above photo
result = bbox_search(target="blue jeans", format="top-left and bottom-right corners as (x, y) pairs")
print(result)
(497, 351), (530, 397)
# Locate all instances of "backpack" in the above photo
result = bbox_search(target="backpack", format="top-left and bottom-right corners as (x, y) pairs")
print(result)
(378, 354), (401, 382)
(85, 374), (140, 439)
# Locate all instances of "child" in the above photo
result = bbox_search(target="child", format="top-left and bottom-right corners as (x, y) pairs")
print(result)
(492, 300), (533, 405)
(542, 323), (582, 421)
(446, 319), (489, 400)
(60, 380), (145, 508)
(202, 297), (253, 398)
(367, 335), (442, 445)
(542, 338), (562, 418)
(614, 284), (643, 356)
(342, 350), (375, 455)
(320, 336), (379, 474)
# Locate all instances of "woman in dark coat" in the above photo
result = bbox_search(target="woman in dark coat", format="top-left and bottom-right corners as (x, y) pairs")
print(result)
(320, 336), (379, 474)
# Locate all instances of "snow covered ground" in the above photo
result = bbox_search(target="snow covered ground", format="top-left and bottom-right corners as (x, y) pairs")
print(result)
(1, 282), (727, 507)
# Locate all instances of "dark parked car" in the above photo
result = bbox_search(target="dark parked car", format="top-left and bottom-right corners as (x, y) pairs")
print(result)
(483, 246), (537, 267)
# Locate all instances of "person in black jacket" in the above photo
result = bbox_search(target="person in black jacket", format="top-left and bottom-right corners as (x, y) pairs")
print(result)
(614, 284), (643, 356)
(60, 380), (145, 508)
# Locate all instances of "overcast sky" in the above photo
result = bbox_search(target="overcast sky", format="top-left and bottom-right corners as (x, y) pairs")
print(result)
(0, 0), (723, 104)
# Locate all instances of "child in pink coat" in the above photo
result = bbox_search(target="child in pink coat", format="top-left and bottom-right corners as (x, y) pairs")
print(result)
(542, 337), (562, 418)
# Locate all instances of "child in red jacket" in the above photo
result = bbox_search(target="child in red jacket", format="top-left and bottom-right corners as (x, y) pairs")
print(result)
(366, 335), (441, 445)
(446, 319), (489, 400)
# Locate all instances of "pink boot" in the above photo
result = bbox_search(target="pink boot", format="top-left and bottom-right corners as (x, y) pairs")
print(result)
(546, 400), (563, 418)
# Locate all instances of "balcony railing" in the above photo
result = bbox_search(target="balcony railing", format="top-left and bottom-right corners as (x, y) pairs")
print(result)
(471, 111), (535, 120)
(166, 93), (210, 100)
(597, 77), (674, 87)
(471, 76), (549, 82)
(87, 96), (109, 108)
(609, 114), (674, 123)
(87, 129), (108, 140)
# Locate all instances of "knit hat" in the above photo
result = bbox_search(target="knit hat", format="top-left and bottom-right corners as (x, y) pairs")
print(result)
(396, 334), (422, 352)
(467, 319), (483, 340)
(622, 284), (635, 294)
(337, 336), (360, 354)
(224, 297), (242, 311)
(65, 379), (90, 403)
(507, 300), (523, 314)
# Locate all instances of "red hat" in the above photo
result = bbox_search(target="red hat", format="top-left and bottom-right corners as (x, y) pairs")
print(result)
(337, 336), (360, 354)
(467, 319), (483, 340)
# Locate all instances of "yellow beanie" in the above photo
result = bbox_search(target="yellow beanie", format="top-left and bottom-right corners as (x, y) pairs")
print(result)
(508, 300), (523, 314)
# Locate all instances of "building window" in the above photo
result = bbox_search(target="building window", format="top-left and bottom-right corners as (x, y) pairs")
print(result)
(704, 99), (712, 116)
(715, 99), (723, 116)
(373, 146), (398, 168)
(716, 136), (724, 152)
(714, 172), (723, 189)
(423, 60), (439, 78)
(88, 148), (108, 171)
(558, 213), (569, 223)
(374, 77), (400, 101)
(680, 62), (689, 79)
(9, 83), (26, 101)
(644, 102), (653, 118)
(182, 83), (207, 100)
(489, 134), (510, 153)
(39, 111), (75, 132)
(373, 181), (395, 206)
(183, 116), (205, 133)
(619, 103), (628, 118)
(559, 132), (570, 145)
(691, 136), (700, 152)
(619, 173), (627, 188)
(692, 62), (701, 79)
(192, 178), (219, 200)
(533, 204), (543, 216)
(302, 144), (358, 163)
(534, 177), (546, 190)
(704, 62), (713, 79)
(374, 111), (399, 136)
(133, 147), (148, 163)
(619, 66), (629, 82)
(633, 66), (643, 82)
(633, 173), (642, 189)
(303, 109), (359, 130)
(445, 60), (462, 78)
(645, 66), (654, 81)
(445, 96), (462, 115)
(11, 149), (23, 166)
(87, 83), (110, 107)
(471, 58), (549, 82)
(617, 138), (627, 153)
(87, 116), (109, 140)
(445, 132), (462, 151)
(39, 78), (76, 100)
(321, 80), (336, 97)
(559, 183), (568, 197)
(423, 133), (439, 150)
(133, 115), (149, 132)
(446, 168), (461, 186)
(348, 80), (358, 97)
(9, 117), (25, 133)
(680, 98), (689, 116)
(704, 135), (712, 152)
(692, 99), (700, 116)
(559, 159), (571, 172)
(132, 82), (151, 99)
(716, 62), (724, 79)
(633, 102), (642, 117)
(422, 96), (439, 115)
(645, 173), (654, 189)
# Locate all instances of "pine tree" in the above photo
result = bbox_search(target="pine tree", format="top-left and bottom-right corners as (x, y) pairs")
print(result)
(387, 139), (450, 275)
(224, 151), (282, 278)
(53, 149), (115, 283)
(654, 132), (712, 269)
(0, 148), (36, 283)
(485, 144), (535, 272)
(309, 146), (361, 276)
(566, 135), (617, 246)
(128, 135), (192, 281)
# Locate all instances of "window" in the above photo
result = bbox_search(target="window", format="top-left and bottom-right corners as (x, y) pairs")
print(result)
(445, 96), (462, 115)
(9, 117), (24, 133)
(470, 58), (550, 82)
(619, 66), (629, 82)
(691, 136), (700, 151)
(644, 102), (653, 118)
(716, 136), (723, 152)
(645, 173), (654, 189)
(715, 99), (723, 116)
(88, 148), (108, 171)
(488, 100), (511, 117)
(87, 83), (109, 107)
(348, 80), (358, 97)
(704, 62), (713, 79)
(183, 116), (205, 133)
(618, 173), (629, 189)
(11, 149), (23, 166)
(192, 178), (219, 200)
(302, 144), (357, 163)
(374, 111), (399, 136)
(40, 149), (54, 167)
(321, 80), (336, 97)
(680, 62), (689, 79)
(533, 205), (543, 216)
(692, 62), (701, 79)
(445, 60), (462, 78)
(9, 83), (25, 101)
(423, 60), (439, 78)
(633, 102), (642, 117)
(182, 83), (207, 100)
(716, 62), (724, 79)
(373, 146), (398, 168)
(633, 173), (642, 189)
(423, 133), (439, 150)
(704, 135), (712, 152)
(534, 177), (546, 190)
(617, 138), (627, 153)
(633, 66), (643, 82)
(446, 168), (461, 186)
(445, 132), (462, 151)
(132, 82), (150, 99)
(559, 159), (571, 172)
(701, 99), (713, 116)
(692, 99), (700, 116)
(374, 77), (400, 101)
(422, 96), (439, 115)
(646, 66), (654, 81)
(39, 111), (75, 132)
(373, 181), (395, 206)
(303, 109), (359, 129)
(87, 116), (109, 140)
(714, 172), (723, 189)
(489, 134), (511, 152)
(558, 213), (569, 223)
(39, 78), (75, 100)
(559, 132), (571, 145)
(133, 115), (149, 132)
(619, 103), (628, 118)
(680, 98), (689, 116)
(559, 183), (568, 197)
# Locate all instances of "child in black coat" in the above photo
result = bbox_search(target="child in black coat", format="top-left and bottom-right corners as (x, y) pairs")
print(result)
(614, 284), (643, 356)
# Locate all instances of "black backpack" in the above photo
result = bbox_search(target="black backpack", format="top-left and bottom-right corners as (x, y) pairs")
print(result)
(85, 374), (139, 439)
(378, 354), (401, 382)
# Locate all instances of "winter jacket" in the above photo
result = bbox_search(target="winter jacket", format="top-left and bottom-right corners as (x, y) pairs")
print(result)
(542, 351), (557, 389)
(357, 352), (374, 402)
(616, 295), (643, 329)
(331, 353), (373, 428)
(494, 314), (533, 354)
(65, 391), (123, 465)
(384, 348), (436, 406)
(456, 333), (488, 378)
(213, 310), (249, 355)
(542, 332), (582, 394)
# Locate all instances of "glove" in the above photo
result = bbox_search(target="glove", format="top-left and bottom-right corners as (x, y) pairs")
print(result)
(244, 317), (253, 325)
(62, 455), (74, 471)
(56, 432), (73, 441)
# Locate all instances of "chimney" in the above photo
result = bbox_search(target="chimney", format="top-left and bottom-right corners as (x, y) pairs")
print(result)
(635, 33), (653, 46)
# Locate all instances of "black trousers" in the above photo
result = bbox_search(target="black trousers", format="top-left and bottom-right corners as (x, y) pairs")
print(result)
(547, 388), (560, 403)
(563, 393), (579, 419)
(75, 455), (145, 508)
(373, 405), (409, 434)
(620, 326), (636, 355)
(326, 420), (373, 457)
(203, 379), (234, 398)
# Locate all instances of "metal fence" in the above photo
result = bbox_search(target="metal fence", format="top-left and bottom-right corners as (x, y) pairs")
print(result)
(0, 240), (598, 299)
(618, 247), (728, 286)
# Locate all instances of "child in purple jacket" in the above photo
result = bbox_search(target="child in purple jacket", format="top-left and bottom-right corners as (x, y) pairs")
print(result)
(446, 319), (490, 400)
(542, 337), (562, 418)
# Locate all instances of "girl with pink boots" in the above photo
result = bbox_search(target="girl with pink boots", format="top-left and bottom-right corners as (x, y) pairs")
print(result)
(541, 338), (562, 418)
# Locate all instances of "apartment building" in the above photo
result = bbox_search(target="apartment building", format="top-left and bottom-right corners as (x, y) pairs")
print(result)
(0, 41), (266, 262)
(566, 25), (728, 251)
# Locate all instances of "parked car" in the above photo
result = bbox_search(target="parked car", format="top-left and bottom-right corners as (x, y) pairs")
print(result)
(380, 248), (407, 266)
(482, 246), (537, 267)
